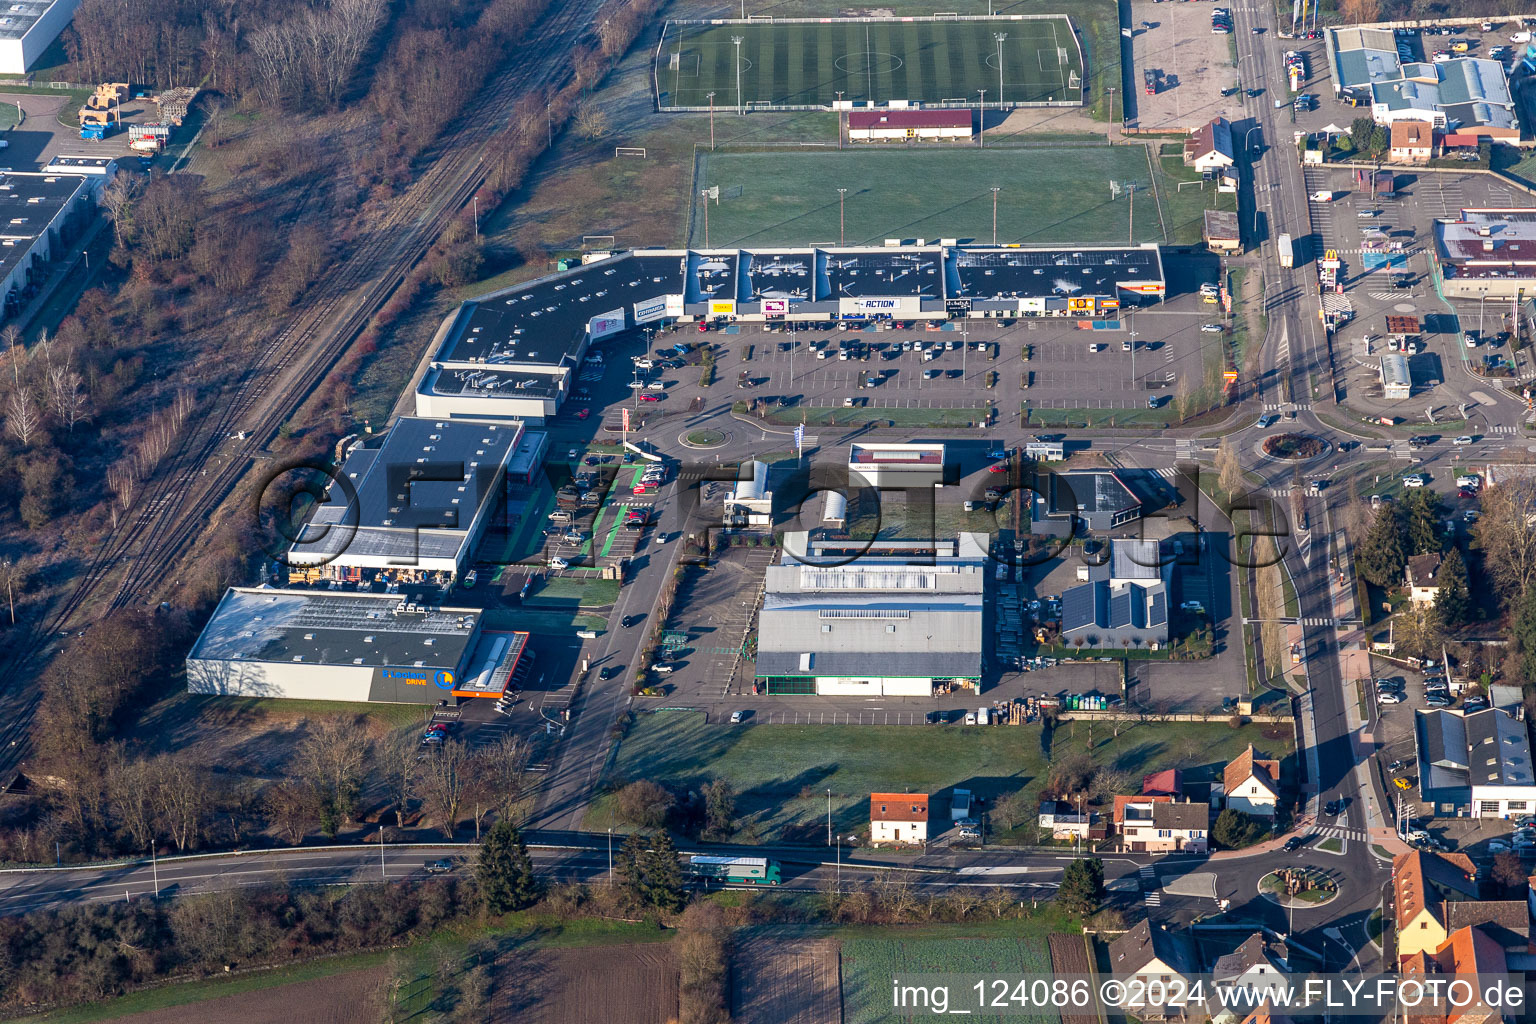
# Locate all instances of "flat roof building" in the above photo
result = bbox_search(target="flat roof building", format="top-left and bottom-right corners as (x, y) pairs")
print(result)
(1059, 538), (1171, 649)
(1203, 209), (1241, 255)
(425, 243), (1167, 422)
(0, 169), (92, 323)
(1416, 707), (1536, 818)
(286, 417), (522, 578)
(848, 442), (946, 489)
(1032, 469), (1141, 536)
(187, 587), (528, 704)
(1326, 26), (1404, 96)
(755, 534), (986, 697)
(848, 109), (972, 142)
(1380, 353), (1412, 399)
(0, 0), (80, 74)
(1434, 208), (1536, 299)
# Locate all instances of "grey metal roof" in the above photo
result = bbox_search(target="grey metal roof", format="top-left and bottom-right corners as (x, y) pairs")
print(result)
(0, 172), (87, 281)
(0, 0), (67, 41)
(1111, 539), (1162, 581)
(1438, 59), (1513, 107)
(1060, 579), (1167, 633)
(826, 250), (941, 299)
(289, 417), (520, 567)
(949, 247), (1164, 302)
(1048, 471), (1140, 517)
(188, 588), (480, 670)
(1335, 48), (1403, 91)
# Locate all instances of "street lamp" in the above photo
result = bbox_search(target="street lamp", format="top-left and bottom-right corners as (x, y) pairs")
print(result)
(993, 33), (1007, 105)
(732, 36), (744, 115)
(836, 90), (844, 149)
(608, 827), (614, 885)
(827, 788), (833, 846)
(991, 187), (1001, 245)
(838, 187), (848, 246)
(379, 825), (385, 879)
(707, 91), (716, 150)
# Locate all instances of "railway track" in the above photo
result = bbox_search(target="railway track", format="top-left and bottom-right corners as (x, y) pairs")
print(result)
(0, 0), (611, 788)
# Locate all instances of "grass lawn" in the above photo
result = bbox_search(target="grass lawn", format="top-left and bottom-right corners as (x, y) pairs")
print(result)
(693, 147), (1162, 248)
(524, 574), (620, 609)
(659, 17), (1083, 110)
(1023, 405), (1173, 429)
(1153, 143), (1239, 246)
(592, 711), (1293, 841)
(169, 694), (430, 730)
(843, 933), (1058, 1024)
(1317, 836), (1343, 853)
(739, 400), (990, 428)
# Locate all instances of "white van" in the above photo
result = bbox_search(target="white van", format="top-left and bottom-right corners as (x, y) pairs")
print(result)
(976, 707), (990, 726)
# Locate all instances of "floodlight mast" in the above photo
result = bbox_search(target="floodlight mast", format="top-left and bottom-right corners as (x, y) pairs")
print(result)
(733, 36), (744, 115)
(994, 32), (1007, 105)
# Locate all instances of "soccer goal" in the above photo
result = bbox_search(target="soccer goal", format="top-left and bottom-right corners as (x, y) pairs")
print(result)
(615, 147), (647, 158)
(582, 235), (616, 250)
(1068, 70), (1081, 89)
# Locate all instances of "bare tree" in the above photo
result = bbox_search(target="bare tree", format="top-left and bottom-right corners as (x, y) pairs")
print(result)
(1474, 478), (1536, 603)
(420, 740), (471, 837)
(265, 777), (317, 845)
(374, 729), (420, 829)
(293, 714), (372, 825)
(482, 732), (532, 820)
(0, 556), (27, 625)
(45, 363), (87, 432)
(149, 751), (214, 850)
(4, 382), (39, 446)
(1216, 436), (1242, 497)
(574, 102), (610, 140)
(1394, 604), (1443, 662)
(106, 749), (156, 850)
(99, 173), (145, 248)
(1173, 371), (1196, 422)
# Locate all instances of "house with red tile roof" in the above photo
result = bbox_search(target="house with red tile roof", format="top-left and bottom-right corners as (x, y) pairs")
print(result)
(1223, 745), (1281, 817)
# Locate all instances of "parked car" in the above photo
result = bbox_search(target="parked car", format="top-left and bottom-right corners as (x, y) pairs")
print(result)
(730, 710), (745, 724)
(1378, 692), (1404, 705)
(1389, 759), (1411, 773)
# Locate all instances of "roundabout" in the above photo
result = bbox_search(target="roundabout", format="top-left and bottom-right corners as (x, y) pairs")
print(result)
(680, 427), (729, 450)
(1257, 866), (1339, 908)
(1259, 432), (1331, 462)
(834, 51), (905, 75)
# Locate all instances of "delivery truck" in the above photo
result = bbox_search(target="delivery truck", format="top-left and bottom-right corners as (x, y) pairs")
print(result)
(1278, 233), (1294, 269)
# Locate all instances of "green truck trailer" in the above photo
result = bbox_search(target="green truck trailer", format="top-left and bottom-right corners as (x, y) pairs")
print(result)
(688, 855), (781, 885)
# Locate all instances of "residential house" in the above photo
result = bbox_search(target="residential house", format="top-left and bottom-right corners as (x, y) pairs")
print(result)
(1107, 919), (1194, 1020)
(1184, 118), (1236, 172)
(1115, 794), (1209, 853)
(1392, 850), (1480, 958)
(1142, 768), (1184, 798)
(1400, 925), (1511, 1024)
(1390, 120), (1435, 164)
(1223, 745), (1281, 818)
(1407, 553), (1444, 605)
(869, 793), (928, 846)
(1211, 933), (1291, 1012)
(1204, 209), (1241, 255)
(1038, 800), (1098, 840)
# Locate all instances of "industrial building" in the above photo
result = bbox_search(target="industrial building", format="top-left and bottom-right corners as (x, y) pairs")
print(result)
(1326, 28), (1518, 138)
(1059, 538), (1170, 649)
(1031, 469), (1141, 536)
(847, 442), (946, 489)
(1415, 707), (1536, 818)
(186, 587), (528, 704)
(754, 533), (986, 696)
(0, 170), (93, 322)
(423, 243), (1166, 422)
(1203, 209), (1241, 255)
(1433, 208), (1536, 299)
(1380, 353), (1411, 399)
(725, 460), (774, 527)
(847, 109), (972, 143)
(0, 0), (80, 74)
(286, 416), (530, 582)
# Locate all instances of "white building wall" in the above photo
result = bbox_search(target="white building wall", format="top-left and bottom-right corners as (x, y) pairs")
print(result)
(1469, 785), (1536, 818)
(815, 676), (933, 696)
(1227, 781), (1277, 817)
(415, 384), (557, 421)
(0, 0), (81, 74)
(186, 659), (375, 702)
(871, 819), (928, 844)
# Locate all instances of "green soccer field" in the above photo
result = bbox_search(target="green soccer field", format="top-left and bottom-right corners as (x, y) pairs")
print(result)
(691, 147), (1163, 248)
(658, 17), (1084, 111)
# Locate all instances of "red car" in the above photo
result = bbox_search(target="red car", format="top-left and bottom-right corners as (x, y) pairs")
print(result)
(638, 393), (661, 402)
(575, 408), (590, 419)
(697, 321), (709, 332)
(988, 463), (1008, 473)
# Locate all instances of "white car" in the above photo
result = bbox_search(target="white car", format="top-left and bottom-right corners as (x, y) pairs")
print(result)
(634, 358), (654, 368)
(1403, 475), (1426, 488)
(548, 556), (569, 570)
(1199, 324), (1223, 333)
(1452, 436), (1473, 446)
(646, 381), (665, 390)
(1456, 475), (1480, 489)
(1465, 334), (1479, 348)
(627, 380), (645, 389)
(1378, 692), (1404, 705)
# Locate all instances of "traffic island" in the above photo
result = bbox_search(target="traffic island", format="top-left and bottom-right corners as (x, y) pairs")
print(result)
(1258, 866), (1339, 908)
(681, 427), (729, 449)
(1259, 432), (1331, 462)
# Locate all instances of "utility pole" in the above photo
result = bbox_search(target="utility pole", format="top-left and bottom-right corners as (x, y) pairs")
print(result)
(994, 33), (1007, 105)
(991, 187), (1001, 245)
(472, 196), (478, 242)
(707, 92), (716, 149)
(977, 89), (986, 147)
(836, 90), (844, 149)
(1106, 87), (1116, 140)
(379, 826), (385, 878)
(826, 788), (833, 846)
(838, 187), (848, 245)
(701, 189), (711, 247)
(1127, 182), (1135, 244)
(732, 36), (744, 115)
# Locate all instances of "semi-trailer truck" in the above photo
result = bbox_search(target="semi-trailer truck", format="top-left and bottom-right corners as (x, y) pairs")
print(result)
(1278, 234), (1294, 268)
(689, 856), (781, 885)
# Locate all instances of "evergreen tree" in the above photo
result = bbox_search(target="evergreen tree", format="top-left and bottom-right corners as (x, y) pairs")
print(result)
(1057, 858), (1104, 917)
(1403, 490), (1443, 556)
(701, 779), (736, 841)
(642, 831), (688, 913)
(1515, 584), (1536, 684)
(1357, 503), (1406, 587)
(477, 820), (541, 912)
(1435, 547), (1469, 627)
(1212, 808), (1263, 849)
(616, 831), (648, 903)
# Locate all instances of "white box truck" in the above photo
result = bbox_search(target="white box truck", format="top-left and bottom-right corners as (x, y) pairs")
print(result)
(1278, 233), (1295, 269)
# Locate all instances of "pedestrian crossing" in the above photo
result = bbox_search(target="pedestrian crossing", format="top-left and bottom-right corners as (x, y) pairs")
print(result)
(1139, 864), (1160, 905)
(1315, 825), (1367, 841)
(1298, 616), (1336, 628)
(1144, 891), (1162, 906)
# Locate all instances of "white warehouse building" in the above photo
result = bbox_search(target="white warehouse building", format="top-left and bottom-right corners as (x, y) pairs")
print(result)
(0, 0), (80, 74)
(754, 533), (985, 697)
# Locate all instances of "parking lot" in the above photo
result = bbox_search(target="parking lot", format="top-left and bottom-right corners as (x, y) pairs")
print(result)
(1299, 166), (1536, 425)
(1128, 0), (1242, 132)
